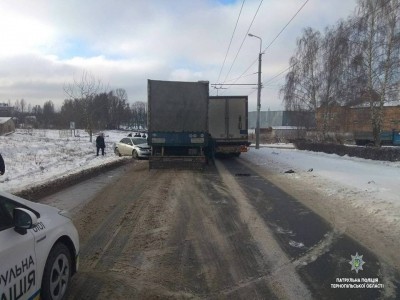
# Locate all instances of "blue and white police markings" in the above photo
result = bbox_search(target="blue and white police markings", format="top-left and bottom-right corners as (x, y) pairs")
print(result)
(1, 255), (37, 300)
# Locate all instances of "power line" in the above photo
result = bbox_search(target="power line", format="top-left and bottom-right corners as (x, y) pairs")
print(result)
(221, 0), (264, 86)
(216, 0), (246, 85)
(248, 64), (293, 96)
(224, 71), (258, 83)
(264, 0), (309, 53)
(223, 0), (309, 91)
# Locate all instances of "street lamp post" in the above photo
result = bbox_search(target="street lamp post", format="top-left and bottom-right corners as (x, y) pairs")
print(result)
(248, 33), (263, 150)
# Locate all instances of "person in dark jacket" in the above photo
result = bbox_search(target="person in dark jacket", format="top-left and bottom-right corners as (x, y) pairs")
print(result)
(96, 133), (105, 156)
(0, 153), (4, 175)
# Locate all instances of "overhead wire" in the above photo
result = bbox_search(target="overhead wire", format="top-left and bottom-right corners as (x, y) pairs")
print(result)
(220, 0), (264, 86)
(248, 64), (293, 96)
(216, 0), (246, 85)
(222, 0), (309, 93)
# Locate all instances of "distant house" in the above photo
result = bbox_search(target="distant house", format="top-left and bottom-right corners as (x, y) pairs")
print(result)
(0, 103), (14, 117)
(0, 117), (15, 135)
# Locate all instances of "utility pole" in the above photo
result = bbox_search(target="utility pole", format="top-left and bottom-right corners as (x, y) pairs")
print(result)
(248, 33), (263, 149)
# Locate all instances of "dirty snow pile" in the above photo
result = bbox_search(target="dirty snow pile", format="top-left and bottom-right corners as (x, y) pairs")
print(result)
(0, 129), (132, 194)
(245, 145), (400, 243)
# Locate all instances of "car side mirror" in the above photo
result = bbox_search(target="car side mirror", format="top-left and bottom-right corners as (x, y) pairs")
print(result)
(13, 208), (38, 235)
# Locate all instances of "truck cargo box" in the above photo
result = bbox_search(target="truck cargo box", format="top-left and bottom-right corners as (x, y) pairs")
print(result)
(148, 80), (209, 134)
(209, 96), (249, 155)
(147, 80), (210, 169)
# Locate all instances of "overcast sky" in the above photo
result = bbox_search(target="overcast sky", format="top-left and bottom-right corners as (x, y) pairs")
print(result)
(0, 0), (358, 112)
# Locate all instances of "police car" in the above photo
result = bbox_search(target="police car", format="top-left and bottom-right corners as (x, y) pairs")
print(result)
(0, 190), (79, 300)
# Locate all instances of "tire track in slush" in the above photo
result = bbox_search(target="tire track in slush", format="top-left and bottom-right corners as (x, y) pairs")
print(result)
(190, 171), (275, 298)
(159, 169), (278, 298)
(92, 170), (180, 299)
(67, 166), (160, 299)
(215, 160), (313, 299)
(84, 171), (168, 271)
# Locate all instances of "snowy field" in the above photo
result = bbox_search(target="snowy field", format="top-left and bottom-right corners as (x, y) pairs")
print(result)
(0, 129), (131, 194)
(1, 129), (399, 248)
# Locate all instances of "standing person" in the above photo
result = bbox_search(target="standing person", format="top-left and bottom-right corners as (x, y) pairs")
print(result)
(96, 133), (105, 156)
(0, 153), (4, 175)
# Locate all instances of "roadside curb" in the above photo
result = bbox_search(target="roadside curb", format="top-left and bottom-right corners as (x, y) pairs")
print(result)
(15, 158), (132, 201)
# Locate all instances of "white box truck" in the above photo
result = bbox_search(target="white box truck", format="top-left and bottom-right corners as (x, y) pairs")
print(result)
(209, 96), (249, 156)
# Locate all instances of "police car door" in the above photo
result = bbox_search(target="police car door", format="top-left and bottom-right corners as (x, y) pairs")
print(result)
(0, 199), (38, 300)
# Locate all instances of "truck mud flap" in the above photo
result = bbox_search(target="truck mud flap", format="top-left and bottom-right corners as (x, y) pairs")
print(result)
(149, 157), (206, 170)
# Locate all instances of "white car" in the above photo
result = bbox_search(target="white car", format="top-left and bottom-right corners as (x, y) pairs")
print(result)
(0, 190), (79, 300)
(114, 137), (151, 159)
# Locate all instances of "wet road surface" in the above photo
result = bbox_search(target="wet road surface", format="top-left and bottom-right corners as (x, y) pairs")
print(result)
(222, 158), (399, 299)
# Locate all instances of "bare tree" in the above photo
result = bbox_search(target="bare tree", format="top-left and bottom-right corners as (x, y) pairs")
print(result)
(108, 88), (129, 129)
(115, 88), (128, 103)
(131, 101), (147, 130)
(281, 0), (400, 145)
(352, 0), (400, 145)
(20, 99), (26, 114)
(281, 28), (322, 112)
(14, 99), (20, 112)
(319, 21), (351, 136)
(42, 100), (55, 128)
(32, 105), (42, 115)
(64, 71), (105, 142)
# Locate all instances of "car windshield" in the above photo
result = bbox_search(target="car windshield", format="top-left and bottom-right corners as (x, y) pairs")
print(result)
(132, 138), (147, 145)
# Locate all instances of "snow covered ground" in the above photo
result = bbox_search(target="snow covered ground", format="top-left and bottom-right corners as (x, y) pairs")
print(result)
(247, 144), (400, 206)
(244, 144), (400, 264)
(1, 129), (399, 258)
(0, 129), (132, 194)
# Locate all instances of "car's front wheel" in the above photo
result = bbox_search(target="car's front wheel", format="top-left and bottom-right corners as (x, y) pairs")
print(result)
(41, 243), (72, 300)
(132, 150), (139, 159)
(114, 147), (121, 157)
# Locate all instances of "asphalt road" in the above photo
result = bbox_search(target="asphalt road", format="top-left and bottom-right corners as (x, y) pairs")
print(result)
(220, 157), (399, 299)
(40, 158), (399, 299)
